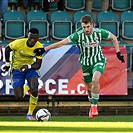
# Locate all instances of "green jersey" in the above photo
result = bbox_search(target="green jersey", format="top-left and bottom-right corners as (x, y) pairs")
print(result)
(67, 27), (110, 66)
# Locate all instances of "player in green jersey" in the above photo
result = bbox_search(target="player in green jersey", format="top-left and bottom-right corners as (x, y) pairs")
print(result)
(34, 15), (124, 118)
(2, 28), (44, 120)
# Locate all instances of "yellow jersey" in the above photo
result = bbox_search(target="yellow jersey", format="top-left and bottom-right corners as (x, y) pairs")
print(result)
(9, 38), (43, 70)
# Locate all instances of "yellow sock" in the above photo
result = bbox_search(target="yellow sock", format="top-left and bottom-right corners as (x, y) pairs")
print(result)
(28, 94), (38, 115)
(23, 85), (29, 98)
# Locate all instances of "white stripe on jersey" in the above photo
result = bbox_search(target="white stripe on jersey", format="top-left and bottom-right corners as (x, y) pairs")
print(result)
(94, 62), (104, 67)
(70, 27), (108, 66)
(94, 45), (98, 63)
(85, 35), (89, 65)
(77, 29), (84, 35)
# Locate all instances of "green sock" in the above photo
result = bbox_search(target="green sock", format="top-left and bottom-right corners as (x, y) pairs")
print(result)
(92, 93), (99, 105)
(88, 96), (92, 103)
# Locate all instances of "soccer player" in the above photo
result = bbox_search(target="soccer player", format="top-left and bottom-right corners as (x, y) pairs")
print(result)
(2, 28), (44, 120)
(34, 15), (125, 118)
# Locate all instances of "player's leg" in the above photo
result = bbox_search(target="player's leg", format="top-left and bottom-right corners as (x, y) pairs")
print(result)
(83, 79), (94, 119)
(26, 77), (38, 120)
(23, 85), (29, 97)
(91, 71), (101, 116)
(82, 67), (92, 103)
(11, 70), (25, 100)
(91, 61), (106, 116)
(14, 86), (24, 100)
(26, 70), (39, 120)
(82, 65), (93, 118)
(86, 83), (92, 102)
(86, 83), (94, 119)
(23, 82), (31, 98)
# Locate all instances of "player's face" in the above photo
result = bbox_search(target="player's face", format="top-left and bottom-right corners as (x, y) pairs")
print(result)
(27, 32), (39, 47)
(81, 22), (93, 35)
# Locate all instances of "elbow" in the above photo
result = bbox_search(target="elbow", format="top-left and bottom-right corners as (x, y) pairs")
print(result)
(37, 66), (41, 70)
(37, 64), (42, 70)
(110, 33), (117, 42)
(5, 46), (11, 53)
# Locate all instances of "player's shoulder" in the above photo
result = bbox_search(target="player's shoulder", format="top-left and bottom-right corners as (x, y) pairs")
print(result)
(93, 27), (103, 33)
(11, 38), (27, 44)
(75, 27), (84, 35)
(9, 38), (27, 47)
(36, 41), (44, 48)
(93, 27), (109, 33)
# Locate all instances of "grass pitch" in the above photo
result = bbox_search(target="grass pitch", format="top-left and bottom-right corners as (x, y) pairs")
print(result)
(0, 115), (132, 133)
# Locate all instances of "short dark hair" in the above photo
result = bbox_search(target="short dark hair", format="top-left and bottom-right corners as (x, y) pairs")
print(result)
(80, 15), (92, 24)
(29, 28), (39, 34)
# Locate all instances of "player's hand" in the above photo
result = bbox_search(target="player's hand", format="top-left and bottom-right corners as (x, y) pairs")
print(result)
(34, 48), (45, 56)
(20, 65), (28, 72)
(116, 52), (125, 63)
(20, 65), (31, 72)
(1, 62), (10, 72)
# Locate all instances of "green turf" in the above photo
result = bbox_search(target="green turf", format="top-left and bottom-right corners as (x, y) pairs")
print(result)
(0, 116), (133, 133)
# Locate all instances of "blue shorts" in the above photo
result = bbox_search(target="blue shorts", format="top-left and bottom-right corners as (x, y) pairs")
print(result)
(11, 69), (39, 87)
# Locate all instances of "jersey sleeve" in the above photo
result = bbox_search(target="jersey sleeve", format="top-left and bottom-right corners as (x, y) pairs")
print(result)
(36, 55), (43, 59)
(35, 42), (44, 59)
(101, 29), (110, 39)
(67, 32), (79, 43)
(8, 40), (19, 51)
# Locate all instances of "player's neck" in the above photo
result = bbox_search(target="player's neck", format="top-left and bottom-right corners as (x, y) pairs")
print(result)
(26, 41), (33, 48)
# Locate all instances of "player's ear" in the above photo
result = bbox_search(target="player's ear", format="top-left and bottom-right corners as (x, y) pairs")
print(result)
(92, 22), (95, 27)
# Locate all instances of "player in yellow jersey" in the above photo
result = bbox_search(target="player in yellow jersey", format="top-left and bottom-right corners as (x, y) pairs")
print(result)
(2, 28), (44, 120)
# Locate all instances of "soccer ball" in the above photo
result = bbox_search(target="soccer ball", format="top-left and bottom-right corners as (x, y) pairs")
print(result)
(36, 108), (51, 122)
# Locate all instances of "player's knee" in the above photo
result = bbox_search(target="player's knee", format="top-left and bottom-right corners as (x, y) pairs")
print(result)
(31, 89), (38, 97)
(92, 78), (99, 87)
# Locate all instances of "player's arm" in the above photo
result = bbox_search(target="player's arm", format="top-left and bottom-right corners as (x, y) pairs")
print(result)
(109, 33), (120, 53)
(109, 32), (125, 63)
(34, 38), (69, 56)
(45, 38), (69, 51)
(5, 45), (12, 62)
(2, 46), (13, 72)
(20, 58), (42, 72)
(31, 58), (42, 70)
